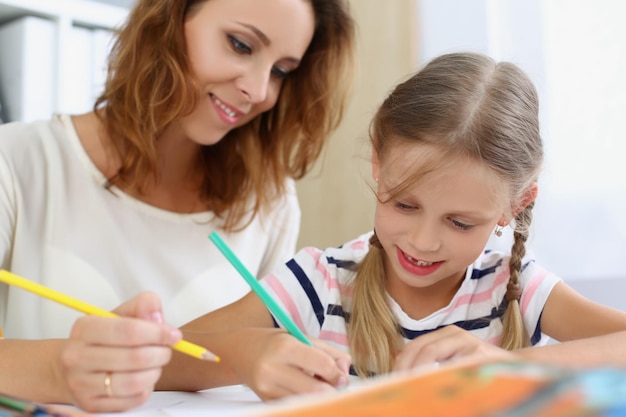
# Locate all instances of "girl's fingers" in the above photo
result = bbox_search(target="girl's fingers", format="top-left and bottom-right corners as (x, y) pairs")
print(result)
(311, 340), (352, 385)
(394, 325), (517, 372)
(393, 326), (476, 370)
(254, 363), (336, 401)
(241, 331), (349, 400)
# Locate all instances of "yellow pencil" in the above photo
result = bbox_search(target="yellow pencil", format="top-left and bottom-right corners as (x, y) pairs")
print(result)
(0, 270), (219, 362)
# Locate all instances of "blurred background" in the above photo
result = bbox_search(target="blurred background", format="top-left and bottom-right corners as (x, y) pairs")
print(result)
(1, 0), (625, 308)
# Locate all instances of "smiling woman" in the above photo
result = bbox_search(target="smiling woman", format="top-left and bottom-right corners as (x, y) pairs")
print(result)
(181, 0), (315, 145)
(0, 0), (355, 412)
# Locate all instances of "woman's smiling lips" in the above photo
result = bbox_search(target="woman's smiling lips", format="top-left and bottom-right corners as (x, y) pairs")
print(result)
(396, 247), (442, 276)
(210, 93), (243, 124)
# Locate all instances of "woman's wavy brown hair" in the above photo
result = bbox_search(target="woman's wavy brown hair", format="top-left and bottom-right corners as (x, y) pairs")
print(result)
(95, 0), (355, 230)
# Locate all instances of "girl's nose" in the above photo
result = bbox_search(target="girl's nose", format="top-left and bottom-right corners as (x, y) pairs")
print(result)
(408, 220), (442, 253)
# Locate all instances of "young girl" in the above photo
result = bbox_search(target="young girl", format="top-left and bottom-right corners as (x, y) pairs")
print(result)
(69, 51), (626, 407)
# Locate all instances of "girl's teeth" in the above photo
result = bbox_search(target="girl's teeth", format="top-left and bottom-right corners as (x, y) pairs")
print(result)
(407, 254), (432, 266)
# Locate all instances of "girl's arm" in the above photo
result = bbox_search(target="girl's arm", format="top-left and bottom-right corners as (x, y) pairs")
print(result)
(157, 291), (351, 400)
(525, 280), (626, 366)
(393, 281), (626, 371)
(540, 281), (626, 341)
(516, 331), (626, 366)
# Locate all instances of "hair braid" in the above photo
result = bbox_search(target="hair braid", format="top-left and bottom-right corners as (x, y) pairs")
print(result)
(500, 201), (535, 349)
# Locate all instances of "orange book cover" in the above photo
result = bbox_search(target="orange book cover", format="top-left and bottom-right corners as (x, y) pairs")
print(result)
(253, 361), (626, 417)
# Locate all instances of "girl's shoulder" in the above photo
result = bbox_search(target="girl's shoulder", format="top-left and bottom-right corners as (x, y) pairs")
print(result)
(323, 231), (373, 264)
(468, 249), (510, 279)
(292, 232), (372, 275)
(469, 249), (560, 288)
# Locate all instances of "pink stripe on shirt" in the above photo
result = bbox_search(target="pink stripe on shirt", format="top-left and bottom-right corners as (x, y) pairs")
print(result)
(520, 269), (549, 315)
(265, 274), (307, 333)
(305, 247), (340, 290)
(319, 330), (349, 347)
(445, 268), (511, 312)
(350, 240), (366, 250)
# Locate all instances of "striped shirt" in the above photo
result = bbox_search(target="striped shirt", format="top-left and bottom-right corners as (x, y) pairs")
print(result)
(260, 231), (561, 362)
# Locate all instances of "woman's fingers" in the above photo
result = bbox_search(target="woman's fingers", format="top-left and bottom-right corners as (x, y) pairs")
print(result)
(69, 370), (155, 413)
(112, 291), (166, 323)
(59, 292), (178, 412)
(68, 314), (181, 349)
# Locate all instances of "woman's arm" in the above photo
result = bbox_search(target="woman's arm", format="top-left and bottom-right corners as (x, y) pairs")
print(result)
(0, 292), (179, 412)
(0, 339), (69, 402)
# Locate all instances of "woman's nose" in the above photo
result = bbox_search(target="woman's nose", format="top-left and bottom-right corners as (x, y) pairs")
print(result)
(237, 67), (270, 103)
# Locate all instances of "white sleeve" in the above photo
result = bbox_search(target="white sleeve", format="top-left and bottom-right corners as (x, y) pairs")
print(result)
(0, 132), (18, 331)
(0, 141), (17, 271)
(256, 178), (301, 280)
(519, 260), (562, 345)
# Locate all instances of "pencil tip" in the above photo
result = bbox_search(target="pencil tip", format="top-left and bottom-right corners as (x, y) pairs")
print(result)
(202, 351), (220, 362)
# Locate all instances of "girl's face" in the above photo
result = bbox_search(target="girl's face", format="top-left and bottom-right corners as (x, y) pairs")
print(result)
(181, 0), (315, 145)
(372, 141), (509, 303)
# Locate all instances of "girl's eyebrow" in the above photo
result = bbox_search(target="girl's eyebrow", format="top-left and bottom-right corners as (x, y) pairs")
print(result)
(235, 22), (302, 66)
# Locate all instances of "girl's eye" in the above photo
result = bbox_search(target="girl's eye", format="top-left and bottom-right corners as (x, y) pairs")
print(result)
(228, 34), (252, 54)
(394, 201), (416, 212)
(450, 218), (473, 231)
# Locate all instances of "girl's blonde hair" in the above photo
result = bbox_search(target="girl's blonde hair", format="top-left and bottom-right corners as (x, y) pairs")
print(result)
(95, 0), (356, 231)
(348, 52), (543, 377)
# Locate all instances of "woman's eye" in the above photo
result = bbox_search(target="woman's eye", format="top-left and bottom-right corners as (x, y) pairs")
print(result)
(271, 66), (290, 79)
(450, 218), (472, 231)
(228, 34), (252, 54)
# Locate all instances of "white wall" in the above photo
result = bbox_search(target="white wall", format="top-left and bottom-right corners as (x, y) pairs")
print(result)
(416, 0), (626, 308)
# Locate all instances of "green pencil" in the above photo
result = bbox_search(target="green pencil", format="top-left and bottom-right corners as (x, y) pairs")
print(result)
(0, 393), (68, 417)
(209, 231), (312, 346)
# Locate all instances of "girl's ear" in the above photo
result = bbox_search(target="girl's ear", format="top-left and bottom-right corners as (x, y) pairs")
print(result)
(371, 146), (380, 183)
(499, 183), (539, 226)
(515, 182), (539, 216)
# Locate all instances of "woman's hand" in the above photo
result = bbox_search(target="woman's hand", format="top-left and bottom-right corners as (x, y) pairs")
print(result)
(59, 292), (181, 412)
(225, 328), (351, 401)
(393, 325), (517, 372)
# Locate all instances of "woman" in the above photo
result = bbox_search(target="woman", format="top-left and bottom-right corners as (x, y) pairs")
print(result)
(0, 0), (355, 411)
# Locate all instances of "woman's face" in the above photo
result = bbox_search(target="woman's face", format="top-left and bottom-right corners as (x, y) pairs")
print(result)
(181, 0), (315, 145)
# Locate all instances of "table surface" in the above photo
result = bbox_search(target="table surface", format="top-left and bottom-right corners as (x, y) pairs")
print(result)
(94, 386), (266, 417)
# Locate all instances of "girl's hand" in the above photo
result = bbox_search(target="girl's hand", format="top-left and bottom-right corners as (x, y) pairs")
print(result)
(227, 328), (351, 401)
(393, 325), (516, 372)
(59, 292), (181, 412)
